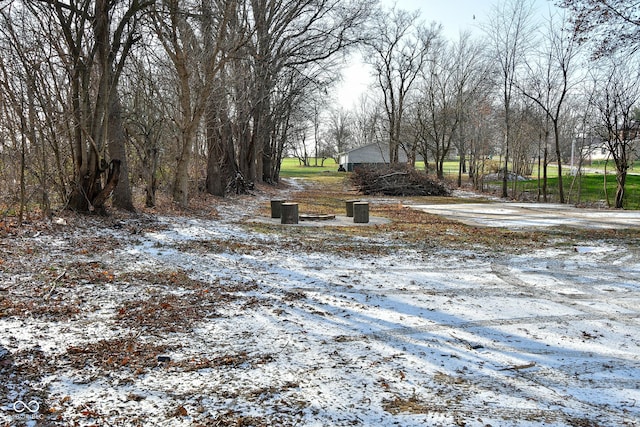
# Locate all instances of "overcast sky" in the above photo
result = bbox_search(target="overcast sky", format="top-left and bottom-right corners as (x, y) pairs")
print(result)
(334, 0), (560, 108)
(385, 0), (558, 38)
(392, 0), (482, 38)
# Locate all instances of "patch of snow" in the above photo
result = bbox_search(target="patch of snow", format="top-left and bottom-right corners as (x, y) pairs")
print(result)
(1, 214), (639, 426)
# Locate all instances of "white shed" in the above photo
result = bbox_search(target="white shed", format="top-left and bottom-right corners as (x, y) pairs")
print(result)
(338, 143), (414, 172)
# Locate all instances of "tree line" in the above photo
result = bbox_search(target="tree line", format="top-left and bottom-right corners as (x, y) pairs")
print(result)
(0, 0), (638, 220)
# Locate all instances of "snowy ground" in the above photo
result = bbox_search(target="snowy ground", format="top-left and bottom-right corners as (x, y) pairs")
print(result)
(1, 188), (640, 426)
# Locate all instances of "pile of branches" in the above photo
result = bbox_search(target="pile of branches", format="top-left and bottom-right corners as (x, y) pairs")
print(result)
(226, 171), (255, 195)
(350, 165), (451, 196)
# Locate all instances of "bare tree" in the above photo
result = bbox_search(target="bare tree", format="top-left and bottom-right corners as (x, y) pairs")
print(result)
(364, 6), (441, 164)
(520, 11), (582, 203)
(415, 32), (488, 181)
(150, 0), (235, 207)
(290, 124), (312, 167)
(483, 0), (537, 198)
(0, 0), (148, 214)
(121, 53), (170, 208)
(248, 0), (374, 183)
(416, 38), (457, 179)
(271, 66), (325, 180)
(451, 33), (491, 187)
(352, 94), (384, 149)
(326, 107), (354, 161)
(558, 0), (640, 56)
(0, 4), (50, 220)
(0, 51), (29, 222)
(204, 1), (251, 196)
(467, 99), (498, 191)
(590, 57), (640, 208)
(279, 72), (333, 169)
(564, 91), (598, 204)
(205, 74), (238, 197)
(148, 0), (372, 201)
(26, 0), (152, 213)
(508, 101), (541, 198)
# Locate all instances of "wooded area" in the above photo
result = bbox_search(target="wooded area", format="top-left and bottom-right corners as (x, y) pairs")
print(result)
(0, 0), (639, 218)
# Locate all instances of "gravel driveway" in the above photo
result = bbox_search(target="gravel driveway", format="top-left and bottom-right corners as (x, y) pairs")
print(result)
(409, 202), (640, 230)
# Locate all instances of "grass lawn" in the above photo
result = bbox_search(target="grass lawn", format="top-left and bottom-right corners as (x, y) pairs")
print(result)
(584, 159), (640, 172)
(516, 174), (640, 209)
(279, 157), (340, 178)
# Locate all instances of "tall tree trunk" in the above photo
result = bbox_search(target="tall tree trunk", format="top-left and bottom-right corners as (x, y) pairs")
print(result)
(68, 144), (101, 212)
(502, 127), (509, 198)
(93, 160), (121, 209)
(255, 90), (273, 183)
(205, 92), (236, 196)
(543, 140), (548, 202)
(171, 57), (199, 207)
(145, 147), (159, 207)
(173, 133), (193, 207)
(553, 121), (565, 203)
(206, 156), (224, 197)
(615, 165), (627, 209)
(108, 91), (135, 211)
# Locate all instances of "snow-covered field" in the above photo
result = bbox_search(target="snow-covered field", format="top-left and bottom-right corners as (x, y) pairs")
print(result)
(1, 191), (639, 426)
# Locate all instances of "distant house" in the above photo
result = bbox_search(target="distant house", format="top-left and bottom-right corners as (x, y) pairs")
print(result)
(338, 143), (417, 172)
(578, 124), (640, 163)
(581, 138), (609, 162)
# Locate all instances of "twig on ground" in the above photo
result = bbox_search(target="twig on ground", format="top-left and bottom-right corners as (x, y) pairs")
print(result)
(46, 270), (66, 299)
(499, 362), (536, 371)
(449, 333), (483, 350)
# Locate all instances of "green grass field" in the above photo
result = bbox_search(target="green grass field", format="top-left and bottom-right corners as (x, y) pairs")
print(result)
(279, 157), (341, 178)
(584, 159), (640, 171)
(518, 174), (640, 209)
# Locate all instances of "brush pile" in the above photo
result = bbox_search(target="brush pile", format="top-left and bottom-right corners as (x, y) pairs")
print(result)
(350, 165), (451, 196)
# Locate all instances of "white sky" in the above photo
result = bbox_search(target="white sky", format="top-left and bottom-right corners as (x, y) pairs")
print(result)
(335, 0), (558, 109)
(398, 0), (482, 37)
